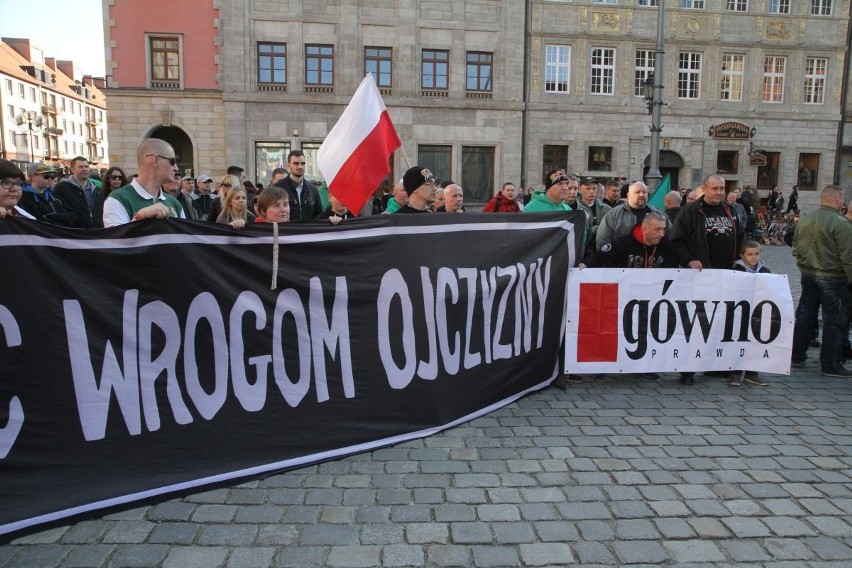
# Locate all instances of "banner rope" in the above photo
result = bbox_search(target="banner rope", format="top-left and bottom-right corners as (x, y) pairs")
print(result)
(271, 221), (279, 290)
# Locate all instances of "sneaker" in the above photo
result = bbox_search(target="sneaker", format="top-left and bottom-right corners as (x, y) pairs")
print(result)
(728, 372), (741, 387)
(822, 366), (852, 378)
(744, 374), (768, 387)
(565, 374), (584, 384)
(791, 358), (807, 368)
(680, 373), (695, 385)
(641, 373), (659, 380)
(810, 339), (822, 348)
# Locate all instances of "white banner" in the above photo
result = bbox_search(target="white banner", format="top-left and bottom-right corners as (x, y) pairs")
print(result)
(565, 268), (794, 374)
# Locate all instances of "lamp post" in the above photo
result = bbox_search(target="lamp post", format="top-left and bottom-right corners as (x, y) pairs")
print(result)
(14, 111), (44, 164)
(642, 0), (666, 193)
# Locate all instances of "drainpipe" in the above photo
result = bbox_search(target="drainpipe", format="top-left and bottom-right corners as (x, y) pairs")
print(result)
(834, 9), (852, 185)
(519, 0), (531, 190)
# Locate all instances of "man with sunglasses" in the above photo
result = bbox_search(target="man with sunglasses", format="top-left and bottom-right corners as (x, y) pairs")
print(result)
(103, 138), (185, 227)
(54, 156), (105, 228)
(18, 162), (74, 224)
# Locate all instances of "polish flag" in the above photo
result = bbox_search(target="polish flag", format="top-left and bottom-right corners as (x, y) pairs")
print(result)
(317, 74), (402, 215)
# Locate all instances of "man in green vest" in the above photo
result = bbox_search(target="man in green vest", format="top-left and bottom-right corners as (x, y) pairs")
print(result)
(103, 138), (184, 227)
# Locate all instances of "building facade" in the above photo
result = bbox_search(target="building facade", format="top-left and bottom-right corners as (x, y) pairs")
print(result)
(0, 38), (108, 174)
(104, 0), (850, 210)
(527, 0), (848, 210)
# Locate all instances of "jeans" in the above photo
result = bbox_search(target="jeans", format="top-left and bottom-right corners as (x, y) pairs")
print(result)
(792, 273), (850, 370)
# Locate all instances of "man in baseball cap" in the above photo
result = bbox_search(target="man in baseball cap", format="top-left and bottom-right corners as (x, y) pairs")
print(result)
(18, 162), (71, 222)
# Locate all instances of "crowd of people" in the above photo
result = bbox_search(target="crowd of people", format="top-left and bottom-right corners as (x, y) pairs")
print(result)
(1, 139), (851, 385)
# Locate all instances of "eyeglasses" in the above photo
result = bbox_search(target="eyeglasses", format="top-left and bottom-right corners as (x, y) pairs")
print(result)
(1, 178), (22, 190)
(146, 154), (177, 166)
(109, 175), (123, 181)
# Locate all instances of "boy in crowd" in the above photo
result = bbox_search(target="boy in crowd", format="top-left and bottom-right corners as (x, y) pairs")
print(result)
(729, 240), (771, 387)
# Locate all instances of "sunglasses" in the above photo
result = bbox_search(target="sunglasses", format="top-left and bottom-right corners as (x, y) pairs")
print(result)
(220, 183), (232, 188)
(109, 175), (123, 180)
(146, 154), (177, 166)
(42, 174), (56, 180)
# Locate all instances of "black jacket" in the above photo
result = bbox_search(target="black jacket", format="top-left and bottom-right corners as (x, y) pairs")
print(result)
(273, 176), (323, 221)
(670, 197), (738, 269)
(18, 184), (75, 225)
(53, 178), (104, 228)
(584, 224), (678, 269)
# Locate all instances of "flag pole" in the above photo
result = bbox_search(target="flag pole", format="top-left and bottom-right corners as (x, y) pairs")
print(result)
(399, 145), (411, 169)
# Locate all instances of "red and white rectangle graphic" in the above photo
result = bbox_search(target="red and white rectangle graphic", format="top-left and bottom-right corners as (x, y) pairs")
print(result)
(565, 269), (794, 375)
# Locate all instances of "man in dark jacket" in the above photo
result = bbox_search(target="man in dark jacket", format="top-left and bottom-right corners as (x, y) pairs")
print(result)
(671, 174), (738, 272)
(53, 156), (104, 228)
(18, 162), (74, 224)
(272, 150), (323, 221)
(786, 185), (799, 213)
(583, 212), (677, 269)
(670, 174), (738, 385)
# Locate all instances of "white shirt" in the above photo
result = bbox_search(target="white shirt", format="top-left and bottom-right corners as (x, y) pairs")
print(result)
(103, 180), (186, 227)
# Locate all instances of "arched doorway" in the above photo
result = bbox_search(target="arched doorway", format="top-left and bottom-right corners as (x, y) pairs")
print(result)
(643, 150), (684, 190)
(148, 126), (194, 177)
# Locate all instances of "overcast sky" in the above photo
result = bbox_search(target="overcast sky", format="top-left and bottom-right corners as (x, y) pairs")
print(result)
(0, 0), (106, 77)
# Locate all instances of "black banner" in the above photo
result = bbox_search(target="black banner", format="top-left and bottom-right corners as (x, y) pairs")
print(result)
(0, 212), (584, 537)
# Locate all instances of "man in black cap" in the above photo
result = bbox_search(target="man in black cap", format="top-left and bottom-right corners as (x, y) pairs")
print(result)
(396, 166), (436, 213)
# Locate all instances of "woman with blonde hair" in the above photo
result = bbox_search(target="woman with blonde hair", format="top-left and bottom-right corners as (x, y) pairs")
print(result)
(206, 174), (240, 223)
(216, 184), (255, 228)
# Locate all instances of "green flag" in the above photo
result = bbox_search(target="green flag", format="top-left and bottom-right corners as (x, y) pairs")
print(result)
(648, 173), (670, 210)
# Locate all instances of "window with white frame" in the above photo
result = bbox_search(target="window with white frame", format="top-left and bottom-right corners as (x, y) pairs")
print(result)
(726, 0), (747, 11)
(638, 0), (658, 5)
(762, 56), (785, 102)
(720, 54), (744, 101)
(545, 45), (570, 93)
(810, 0), (832, 15)
(803, 57), (827, 104)
(17, 83), (24, 98)
(590, 47), (615, 95)
(594, 0), (616, 3)
(768, 0), (789, 13)
(4, 79), (11, 96)
(634, 49), (655, 96)
(681, 0), (704, 8)
(677, 52), (701, 99)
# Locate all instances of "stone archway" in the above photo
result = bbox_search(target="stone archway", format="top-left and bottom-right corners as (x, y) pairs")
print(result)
(148, 125), (194, 178)
(643, 150), (684, 189)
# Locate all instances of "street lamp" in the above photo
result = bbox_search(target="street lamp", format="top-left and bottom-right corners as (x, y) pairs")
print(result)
(643, 0), (666, 194)
(14, 111), (44, 164)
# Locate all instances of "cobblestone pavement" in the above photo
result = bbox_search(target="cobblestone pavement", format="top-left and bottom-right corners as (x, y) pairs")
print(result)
(6, 246), (852, 568)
